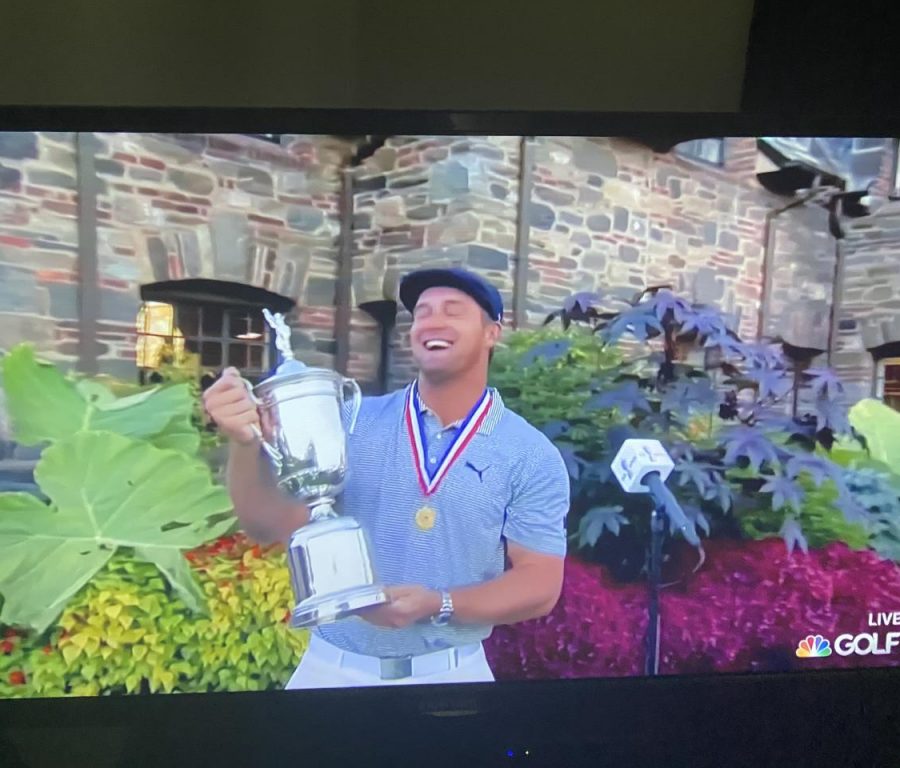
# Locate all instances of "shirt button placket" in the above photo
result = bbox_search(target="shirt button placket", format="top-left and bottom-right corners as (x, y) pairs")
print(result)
(431, 431), (441, 465)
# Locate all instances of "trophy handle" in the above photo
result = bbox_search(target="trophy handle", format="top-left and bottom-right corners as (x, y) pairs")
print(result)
(239, 378), (284, 468)
(341, 377), (362, 435)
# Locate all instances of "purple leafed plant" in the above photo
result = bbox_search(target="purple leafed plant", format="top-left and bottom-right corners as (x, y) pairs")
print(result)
(529, 286), (867, 566)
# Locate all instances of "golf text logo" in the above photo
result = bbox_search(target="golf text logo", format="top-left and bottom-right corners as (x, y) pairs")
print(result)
(796, 612), (900, 658)
(795, 635), (831, 658)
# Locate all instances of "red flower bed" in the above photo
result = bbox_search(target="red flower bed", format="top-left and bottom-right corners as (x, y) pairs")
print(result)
(483, 540), (900, 680)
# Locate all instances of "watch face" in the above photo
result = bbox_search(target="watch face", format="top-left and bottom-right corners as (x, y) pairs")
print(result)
(431, 611), (450, 626)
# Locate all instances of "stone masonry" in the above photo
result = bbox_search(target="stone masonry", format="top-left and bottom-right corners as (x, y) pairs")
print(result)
(345, 135), (776, 386)
(0, 132), (79, 371)
(836, 204), (900, 403)
(0, 131), (357, 379)
(1, 131), (899, 406)
(349, 136), (519, 388)
(523, 136), (765, 340)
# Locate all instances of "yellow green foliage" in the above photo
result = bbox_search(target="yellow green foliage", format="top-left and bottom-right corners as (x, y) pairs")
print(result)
(4, 535), (308, 697)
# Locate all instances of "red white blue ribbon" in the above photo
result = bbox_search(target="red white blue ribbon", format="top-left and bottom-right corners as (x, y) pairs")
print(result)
(405, 381), (492, 497)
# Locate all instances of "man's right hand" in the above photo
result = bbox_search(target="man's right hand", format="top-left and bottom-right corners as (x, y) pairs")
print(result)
(202, 367), (261, 446)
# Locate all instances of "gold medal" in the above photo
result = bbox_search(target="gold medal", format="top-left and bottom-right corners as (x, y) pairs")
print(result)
(415, 505), (437, 531)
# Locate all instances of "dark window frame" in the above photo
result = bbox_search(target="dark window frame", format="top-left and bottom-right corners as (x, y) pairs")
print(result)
(875, 354), (900, 413)
(177, 304), (271, 378)
(137, 302), (274, 385)
(138, 278), (295, 387)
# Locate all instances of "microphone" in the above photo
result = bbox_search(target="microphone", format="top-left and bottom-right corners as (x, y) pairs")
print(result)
(611, 439), (700, 546)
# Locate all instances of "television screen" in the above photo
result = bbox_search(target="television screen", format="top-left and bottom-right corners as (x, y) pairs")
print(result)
(1, 128), (899, 700)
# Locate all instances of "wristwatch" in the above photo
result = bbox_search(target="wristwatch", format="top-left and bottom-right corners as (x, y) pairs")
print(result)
(430, 590), (454, 626)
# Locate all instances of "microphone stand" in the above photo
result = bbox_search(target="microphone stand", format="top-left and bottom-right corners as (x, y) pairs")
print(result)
(642, 472), (695, 677)
(613, 445), (699, 679)
(645, 501), (666, 677)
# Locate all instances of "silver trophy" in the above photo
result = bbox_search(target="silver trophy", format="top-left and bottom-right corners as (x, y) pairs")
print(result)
(243, 310), (387, 627)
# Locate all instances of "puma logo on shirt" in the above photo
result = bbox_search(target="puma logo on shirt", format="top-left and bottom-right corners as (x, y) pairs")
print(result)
(466, 461), (490, 482)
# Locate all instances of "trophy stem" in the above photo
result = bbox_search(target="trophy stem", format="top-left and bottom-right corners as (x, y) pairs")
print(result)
(309, 500), (338, 523)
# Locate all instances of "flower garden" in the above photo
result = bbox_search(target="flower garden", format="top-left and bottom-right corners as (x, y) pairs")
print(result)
(1, 286), (899, 696)
(484, 289), (900, 678)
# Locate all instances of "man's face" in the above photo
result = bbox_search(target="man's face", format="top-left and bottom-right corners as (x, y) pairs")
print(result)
(410, 286), (500, 380)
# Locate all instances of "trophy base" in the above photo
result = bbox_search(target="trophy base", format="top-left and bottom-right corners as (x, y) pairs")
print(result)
(291, 584), (388, 628)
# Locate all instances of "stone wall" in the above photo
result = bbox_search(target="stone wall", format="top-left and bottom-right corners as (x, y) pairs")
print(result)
(2, 131), (899, 405)
(347, 135), (775, 386)
(349, 136), (520, 389)
(0, 132), (80, 370)
(346, 135), (899, 401)
(523, 136), (767, 340)
(835, 205), (900, 402)
(0, 132), (355, 379)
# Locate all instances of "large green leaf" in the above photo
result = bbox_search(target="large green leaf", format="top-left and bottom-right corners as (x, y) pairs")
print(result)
(135, 545), (207, 614)
(0, 492), (114, 633)
(0, 431), (235, 632)
(1, 345), (85, 445)
(2, 344), (196, 446)
(849, 398), (900, 468)
(149, 412), (202, 455)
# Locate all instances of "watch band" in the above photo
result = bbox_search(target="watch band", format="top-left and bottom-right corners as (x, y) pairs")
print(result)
(431, 590), (454, 626)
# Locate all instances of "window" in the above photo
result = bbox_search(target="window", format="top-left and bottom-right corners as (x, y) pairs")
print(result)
(250, 245), (279, 291)
(674, 138), (725, 166)
(762, 136), (890, 193)
(875, 357), (900, 412)
(137, 302), (271, 384)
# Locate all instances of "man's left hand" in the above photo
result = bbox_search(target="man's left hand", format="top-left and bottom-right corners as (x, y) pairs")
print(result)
(359, 585), (442, 629)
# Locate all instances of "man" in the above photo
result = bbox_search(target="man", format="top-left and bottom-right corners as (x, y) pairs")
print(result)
(203, 267), (570, 688)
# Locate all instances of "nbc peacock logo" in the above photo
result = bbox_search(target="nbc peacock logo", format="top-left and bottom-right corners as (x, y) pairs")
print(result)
(795, 634), (833, 658)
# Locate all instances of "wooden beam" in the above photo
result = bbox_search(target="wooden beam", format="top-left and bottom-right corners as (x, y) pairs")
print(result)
(826, 238), (845, 367)
(513, 137), (535, 330)
(333, 168), (354, 375)
(75, 132), (100, 375)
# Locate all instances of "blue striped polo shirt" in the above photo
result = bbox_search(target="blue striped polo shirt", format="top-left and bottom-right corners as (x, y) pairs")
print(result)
(315, 381), (570, 658)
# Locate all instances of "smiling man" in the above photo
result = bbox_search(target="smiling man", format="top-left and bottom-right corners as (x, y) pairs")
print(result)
(202, 266), (570, 688)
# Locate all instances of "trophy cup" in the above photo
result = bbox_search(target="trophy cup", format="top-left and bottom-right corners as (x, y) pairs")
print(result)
(243, 310), (387, 627)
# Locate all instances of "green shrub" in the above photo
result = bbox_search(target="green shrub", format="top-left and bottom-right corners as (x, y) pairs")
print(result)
(0, 626), (35, 698)
(739, 477), (870, 550)
(490, 325), (623, 468)
(10, 535), (308, 697)
(813, 436), (900, 563)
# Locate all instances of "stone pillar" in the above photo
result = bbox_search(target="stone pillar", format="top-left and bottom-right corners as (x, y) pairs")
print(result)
(350, 136), (520, 390)
(764, 203), (835, 352)
(835, 204), (900, 402)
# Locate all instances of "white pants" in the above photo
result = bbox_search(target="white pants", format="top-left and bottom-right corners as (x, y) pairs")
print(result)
(285, 633), (495, 689)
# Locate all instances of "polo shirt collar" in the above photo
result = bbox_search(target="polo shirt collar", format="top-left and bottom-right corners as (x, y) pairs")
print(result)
(411, 383), (504, 435)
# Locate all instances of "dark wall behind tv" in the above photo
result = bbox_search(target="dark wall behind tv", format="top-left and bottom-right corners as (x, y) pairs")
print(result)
(742, 0), (900, 117)
(0, 0), (754, 111)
